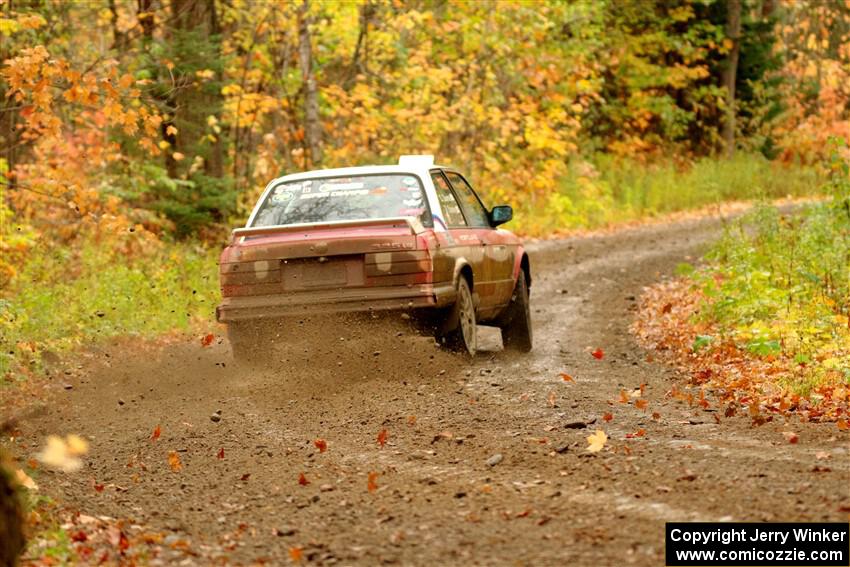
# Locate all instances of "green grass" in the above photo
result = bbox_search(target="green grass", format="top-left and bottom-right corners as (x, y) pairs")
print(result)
(0, 241), (219, 382)
(691, 144), (850, 393)
(512, 153), (823, 236)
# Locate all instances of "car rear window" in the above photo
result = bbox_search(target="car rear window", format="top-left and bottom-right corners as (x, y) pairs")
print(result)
(252, 174), (433, 228)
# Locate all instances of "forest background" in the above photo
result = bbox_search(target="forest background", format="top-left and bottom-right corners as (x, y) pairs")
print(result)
(1, 0), (849, 379)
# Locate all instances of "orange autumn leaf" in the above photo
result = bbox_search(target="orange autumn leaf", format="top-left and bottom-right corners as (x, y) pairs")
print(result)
(837, 419), (848, 431)
(783, 431), (799, 444)
(288, 546), (303, 562)
(200, 333), (215, 347)
(377, 429), (388, 448)
(651, 412), (661, 420)
(151, 425), (161, 442)
(216, 447), (224, 459)
(298, 472), (309, 486)
(559, 372), (574, 382)
(167, 451), (182, 472)
(635, 399), (648, 411)
(591, 348), (604, 360)
(407, 415), (417, 426)
(367, 471), (379, 492)
(314, 439), (328, 453)
(626, 428), (646, 438)
(618, 390), (629, 404)
(602, 412), (613, 422)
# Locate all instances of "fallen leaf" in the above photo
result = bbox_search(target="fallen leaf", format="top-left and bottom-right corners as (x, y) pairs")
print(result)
(38, 435), (88, 472)
(217, 447), (224, 459)
(547, 391), (556, 408)
(70, 530), (88, 542)
(559, 373), (574, 382)
(407, 415), (417, 426)
(314, 439), (328, 453)
(201, 333), (215, 347)
(651, 412), (661, 420)
(635, 399), (648, 411)
(602, 412), (613, 422)
(618, 390), (629, 404)
(93, 482), (105, 493)
(377, 429), (388, 448)
(14, 468), (38, 491)
(107, 526), (129, 552)
(586, 430), (607, 453)
(782, 431), (799, 444)
(240, 473), (250, 481)
(167, 451), (182, 472)
(367, 471), (379, 492)
(591, 348), (604, 360)
(298, 472), (309, 486)
(151, 425), (161, 442)
(837, 419), (848, 431)
(288, 546), (303, 562)
(626, 428), (646, 439)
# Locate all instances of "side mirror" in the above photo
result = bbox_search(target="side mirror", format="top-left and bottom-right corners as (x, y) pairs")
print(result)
(489, 205), (513, 227)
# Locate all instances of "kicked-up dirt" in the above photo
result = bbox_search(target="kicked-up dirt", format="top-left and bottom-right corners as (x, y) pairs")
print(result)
(7, 215), (850, 565)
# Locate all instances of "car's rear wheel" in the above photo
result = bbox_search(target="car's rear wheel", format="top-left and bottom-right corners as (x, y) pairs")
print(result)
(441, 277), (477, 356)
(500, 271), (532, 352)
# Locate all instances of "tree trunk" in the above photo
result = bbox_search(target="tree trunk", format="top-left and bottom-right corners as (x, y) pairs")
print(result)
(169, 0), (224, 179)
(722, 0), (741, 157)
(298, 0), (322, 167)
(0, 450), (26, 567)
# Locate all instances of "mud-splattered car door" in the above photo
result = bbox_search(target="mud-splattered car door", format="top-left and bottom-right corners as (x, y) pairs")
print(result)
(443, 170), (514, 318)
(428, 170), (486, 302)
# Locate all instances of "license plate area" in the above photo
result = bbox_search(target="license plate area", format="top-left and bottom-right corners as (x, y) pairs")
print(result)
(282, 258), (351, 290)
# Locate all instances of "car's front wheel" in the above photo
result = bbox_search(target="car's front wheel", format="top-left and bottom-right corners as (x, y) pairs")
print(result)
(500, 271), (532, 352)
(440, 277), (477, 356)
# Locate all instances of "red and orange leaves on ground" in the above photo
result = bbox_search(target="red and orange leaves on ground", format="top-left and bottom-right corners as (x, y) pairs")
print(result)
(367, 471), (380, 492)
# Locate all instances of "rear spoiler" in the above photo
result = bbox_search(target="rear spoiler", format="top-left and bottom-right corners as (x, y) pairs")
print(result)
(231, 216), (426, 242)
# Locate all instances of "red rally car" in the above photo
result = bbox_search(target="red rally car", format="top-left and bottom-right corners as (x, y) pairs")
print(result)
(216, 155), (532, 358)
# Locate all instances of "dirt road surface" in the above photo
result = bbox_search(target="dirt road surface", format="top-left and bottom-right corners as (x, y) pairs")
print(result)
(13, 216), (850, 565)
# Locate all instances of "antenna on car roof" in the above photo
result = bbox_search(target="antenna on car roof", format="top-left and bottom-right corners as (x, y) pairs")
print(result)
(398, 155), (434, 167)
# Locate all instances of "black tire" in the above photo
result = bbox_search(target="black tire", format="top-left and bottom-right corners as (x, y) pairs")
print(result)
(500, 271), (533, 352)
(441, 278), (478, 356)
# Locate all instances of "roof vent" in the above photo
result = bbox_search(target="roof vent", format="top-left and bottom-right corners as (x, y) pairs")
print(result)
(398, 154), (434, 167)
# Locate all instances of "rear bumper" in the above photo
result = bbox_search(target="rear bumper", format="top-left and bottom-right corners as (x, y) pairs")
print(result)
(215, 283), (456, 323)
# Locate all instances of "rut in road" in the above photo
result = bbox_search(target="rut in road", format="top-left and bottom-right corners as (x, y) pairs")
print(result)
(19, 216), (850, 566)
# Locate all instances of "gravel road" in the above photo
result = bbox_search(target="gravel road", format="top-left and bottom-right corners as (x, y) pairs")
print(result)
(19, 215), (850, 565)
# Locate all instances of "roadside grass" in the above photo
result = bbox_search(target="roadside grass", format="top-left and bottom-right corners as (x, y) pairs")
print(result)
(0, 241), (219, 383)
(633, 142), (850, 422)
(514, 153), (823, 236)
